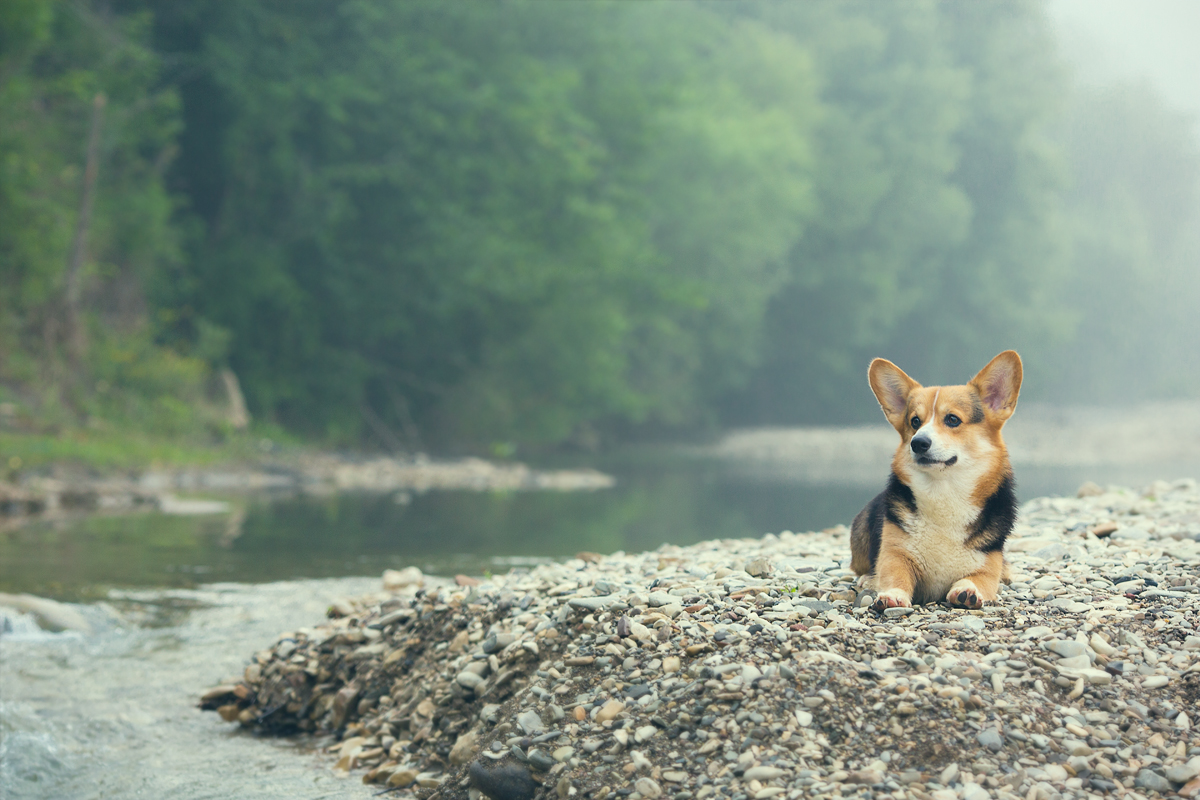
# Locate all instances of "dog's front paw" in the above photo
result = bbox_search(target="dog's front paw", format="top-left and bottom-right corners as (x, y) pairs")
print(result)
(946, 580), (984, 609)
(871, 588), (912, 612)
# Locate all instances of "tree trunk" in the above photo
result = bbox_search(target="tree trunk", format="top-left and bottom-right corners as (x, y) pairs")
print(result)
(64, 92), (107, 367)
(221, 368), (251, 430)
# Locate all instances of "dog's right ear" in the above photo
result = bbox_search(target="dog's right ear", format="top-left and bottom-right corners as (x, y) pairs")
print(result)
(868, 359), (920, 431)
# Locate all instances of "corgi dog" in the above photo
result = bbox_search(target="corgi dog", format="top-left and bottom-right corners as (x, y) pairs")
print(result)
(851, 350), (1022, 611)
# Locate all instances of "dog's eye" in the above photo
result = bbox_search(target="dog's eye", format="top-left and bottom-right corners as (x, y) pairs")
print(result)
(910, 416), (921, 429)
(944, 414), (961, 428)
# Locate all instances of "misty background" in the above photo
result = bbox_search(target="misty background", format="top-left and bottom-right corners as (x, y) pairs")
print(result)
(2, 0), (1199, 453)
(6, 7), (1200, 795)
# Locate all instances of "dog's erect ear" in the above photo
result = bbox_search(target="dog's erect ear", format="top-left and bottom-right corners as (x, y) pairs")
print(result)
(868, 359), (920, 430)
(970, 350), (1023, 422)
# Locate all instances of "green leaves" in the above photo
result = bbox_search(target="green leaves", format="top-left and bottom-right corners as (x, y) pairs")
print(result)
(6, 0), (1199, 447)
(158, 1), (823, 444)
(0, 1), (183, 372)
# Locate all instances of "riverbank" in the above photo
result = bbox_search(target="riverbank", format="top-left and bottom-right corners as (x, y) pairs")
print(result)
(0, 453), (614, 526)
(704, 401), (1200, 485)
(200, 478), (1200, 800)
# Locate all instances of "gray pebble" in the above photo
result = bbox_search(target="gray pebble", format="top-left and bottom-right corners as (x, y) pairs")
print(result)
(976, 728), (1004, 752)
(516, 710), (544, 735)
(1134, 768), (1173, 793)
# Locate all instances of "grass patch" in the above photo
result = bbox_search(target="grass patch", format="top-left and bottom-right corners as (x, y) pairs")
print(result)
(0, 425), (298, 473)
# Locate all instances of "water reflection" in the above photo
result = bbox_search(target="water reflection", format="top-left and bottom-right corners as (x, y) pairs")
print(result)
(2, 455), (1198, 601)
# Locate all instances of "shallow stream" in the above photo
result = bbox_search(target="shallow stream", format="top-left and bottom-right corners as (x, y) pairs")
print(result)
(1, 578), (381, 800)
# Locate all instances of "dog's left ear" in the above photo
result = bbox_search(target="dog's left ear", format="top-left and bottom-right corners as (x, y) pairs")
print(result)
(970, 350), (1022, 422)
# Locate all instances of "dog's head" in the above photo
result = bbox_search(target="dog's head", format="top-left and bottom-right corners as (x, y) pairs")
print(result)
(867, 351), (1022, 476)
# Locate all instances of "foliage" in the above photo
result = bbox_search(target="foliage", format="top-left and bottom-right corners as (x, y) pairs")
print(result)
(146, 1), (818, 444)
(0, 0), (220, 440)
(2, 0), (1199, 454)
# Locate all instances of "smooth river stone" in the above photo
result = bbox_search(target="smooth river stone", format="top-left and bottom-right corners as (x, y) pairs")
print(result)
(1046, 640), (1089, 659)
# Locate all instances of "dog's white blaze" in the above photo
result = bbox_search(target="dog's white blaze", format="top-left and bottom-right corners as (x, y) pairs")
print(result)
(919, 389), (956, 462)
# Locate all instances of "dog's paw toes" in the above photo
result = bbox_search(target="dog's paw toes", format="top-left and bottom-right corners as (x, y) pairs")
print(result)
(871, 590), (911, 612)
(946, 587), (983, 609)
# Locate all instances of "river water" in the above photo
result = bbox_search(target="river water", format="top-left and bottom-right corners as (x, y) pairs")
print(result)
(6, 457), (1192, 603)
(0, 460), (876, 602)
(1, 578), (384, 799)
(3, 413), (1200, 798)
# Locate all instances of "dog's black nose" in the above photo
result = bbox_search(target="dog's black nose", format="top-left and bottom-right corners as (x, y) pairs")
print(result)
(911, 434), (931, 455)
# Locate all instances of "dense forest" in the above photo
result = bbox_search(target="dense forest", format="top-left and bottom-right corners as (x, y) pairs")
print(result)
(2, 0), (1199, 452)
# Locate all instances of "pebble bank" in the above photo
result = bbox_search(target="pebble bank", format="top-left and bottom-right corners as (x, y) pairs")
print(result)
(201, 479), (1200, 800)
(0, 454), (612, 523)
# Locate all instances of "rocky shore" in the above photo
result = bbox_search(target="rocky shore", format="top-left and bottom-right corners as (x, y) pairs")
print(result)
(201, 479), (1200, 800)
(0, 454), (613, 523)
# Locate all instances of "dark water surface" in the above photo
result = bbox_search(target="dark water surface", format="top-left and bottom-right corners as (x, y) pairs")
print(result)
(3, 452), (1197, 601)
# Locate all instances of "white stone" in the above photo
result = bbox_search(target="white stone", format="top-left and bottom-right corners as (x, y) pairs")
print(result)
(1056, 654), (1092, 670)
(382, 566), (424, 590)
(634, 778), (663, 799)
(1043, 764), (1069, 782)
(634, 725), (659, 743)
(1046, 640), (1090, 659)
(456, 671), (484, 689)
(647, 591), (672, 607)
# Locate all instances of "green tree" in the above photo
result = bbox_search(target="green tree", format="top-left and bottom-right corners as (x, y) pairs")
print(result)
(8, 0), (1197, 453)
(0, 0), (202, 434)
(152, 1), (819, 446)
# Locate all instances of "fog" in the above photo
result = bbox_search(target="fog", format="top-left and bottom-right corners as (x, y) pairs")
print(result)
(1050, 0), (1200, 126)
(1017, 0), (1200, 424)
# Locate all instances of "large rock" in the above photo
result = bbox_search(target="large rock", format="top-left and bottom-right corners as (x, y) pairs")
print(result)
(469, 760), (537, 800)
(0, 592), (91, 633)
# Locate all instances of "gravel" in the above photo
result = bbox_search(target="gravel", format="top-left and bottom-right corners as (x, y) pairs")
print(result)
(201, 478), (1200, 800)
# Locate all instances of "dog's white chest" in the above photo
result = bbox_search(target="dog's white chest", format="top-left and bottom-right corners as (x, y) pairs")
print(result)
(902, 480), (987, 602)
